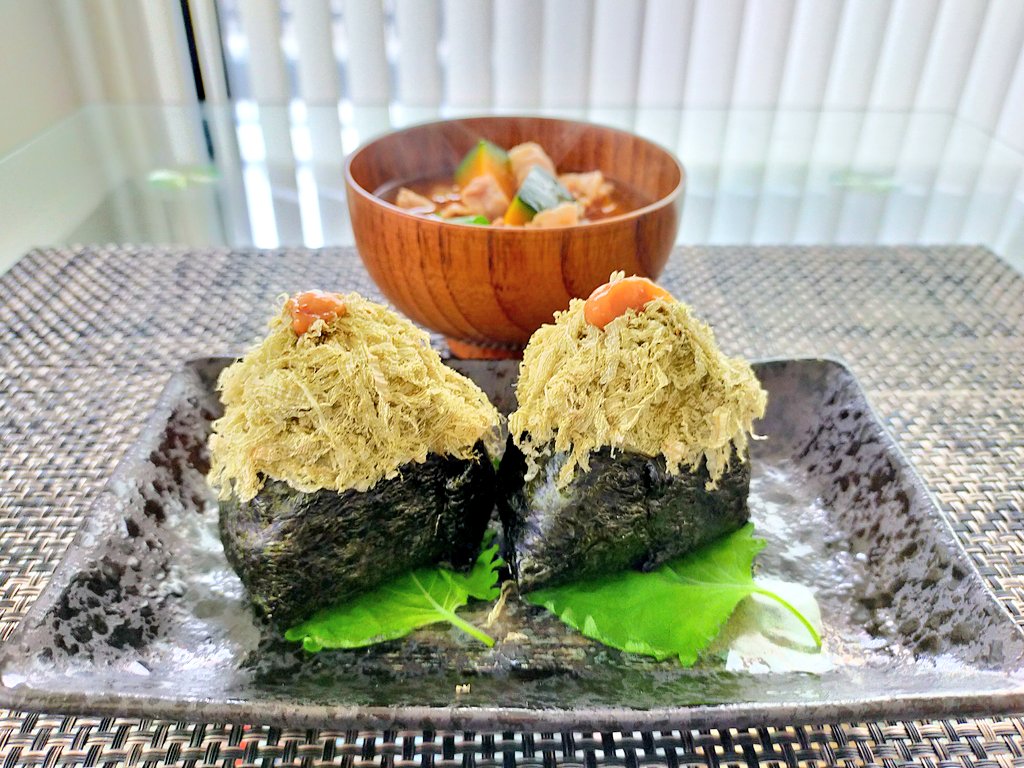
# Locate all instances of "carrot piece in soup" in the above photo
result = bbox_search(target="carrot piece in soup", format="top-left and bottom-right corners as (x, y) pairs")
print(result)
(285, 290), (348, 335)
(583, 277), (673, 330)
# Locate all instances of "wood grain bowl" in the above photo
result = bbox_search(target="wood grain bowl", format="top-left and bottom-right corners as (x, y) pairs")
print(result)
(345, 116), (685, 358)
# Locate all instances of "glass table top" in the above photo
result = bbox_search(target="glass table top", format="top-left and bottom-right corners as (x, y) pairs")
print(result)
(2, 103), (1023, 275)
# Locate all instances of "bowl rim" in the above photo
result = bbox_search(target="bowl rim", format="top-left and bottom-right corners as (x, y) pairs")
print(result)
(343, 114), (686, 233)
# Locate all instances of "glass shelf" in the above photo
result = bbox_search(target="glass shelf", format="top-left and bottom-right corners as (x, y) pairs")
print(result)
(2, 103), (1022, 275)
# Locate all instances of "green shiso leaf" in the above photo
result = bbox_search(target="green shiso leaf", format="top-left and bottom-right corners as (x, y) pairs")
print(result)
(525, 523), (821, 665)
(285, 539), (503, 652)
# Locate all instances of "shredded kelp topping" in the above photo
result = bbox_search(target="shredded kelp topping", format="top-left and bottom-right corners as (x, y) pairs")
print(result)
(208, 293), (500, 502)
(509, 275), (766, 489)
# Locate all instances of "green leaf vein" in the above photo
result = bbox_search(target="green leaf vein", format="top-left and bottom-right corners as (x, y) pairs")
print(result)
(525, 523), (821, 665)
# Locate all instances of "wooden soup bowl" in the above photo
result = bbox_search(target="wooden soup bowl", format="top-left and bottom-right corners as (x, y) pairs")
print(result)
(345, 116), (685, 358)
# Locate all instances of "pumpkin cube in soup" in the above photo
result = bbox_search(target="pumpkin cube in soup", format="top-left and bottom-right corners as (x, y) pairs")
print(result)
(455, 139), (514, 196)
(503, 166), (574, 225)
(503, 197), (534, 226)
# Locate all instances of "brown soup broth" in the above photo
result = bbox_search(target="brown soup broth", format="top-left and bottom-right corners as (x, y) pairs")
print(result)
(376, 174), (652, 222)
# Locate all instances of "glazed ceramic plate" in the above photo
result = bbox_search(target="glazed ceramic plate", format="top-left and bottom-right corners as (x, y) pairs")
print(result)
(1, 358), (1022, 730)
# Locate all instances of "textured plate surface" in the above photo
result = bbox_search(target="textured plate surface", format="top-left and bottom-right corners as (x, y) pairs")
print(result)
(3, 244), (1024, 768)
(1, 355), (1022, 730)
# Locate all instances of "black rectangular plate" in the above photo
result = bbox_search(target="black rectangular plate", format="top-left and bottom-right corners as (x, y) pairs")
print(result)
(1, 358), (1023, 730)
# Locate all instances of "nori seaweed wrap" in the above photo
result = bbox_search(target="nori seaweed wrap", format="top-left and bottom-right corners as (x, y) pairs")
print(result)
(220, 443), (494, 625)
(501, 274), (766, 592)
(499, 442), (750, 591)
(208, 291), (501, 625)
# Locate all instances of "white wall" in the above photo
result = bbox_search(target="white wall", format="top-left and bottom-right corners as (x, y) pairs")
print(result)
(59, 0), (196, 104)
(0, 1), (203, 271)
(0, 0), (81, 155)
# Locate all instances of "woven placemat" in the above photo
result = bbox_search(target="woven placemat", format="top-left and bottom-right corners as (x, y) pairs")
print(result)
(1, 244), (1023, 767)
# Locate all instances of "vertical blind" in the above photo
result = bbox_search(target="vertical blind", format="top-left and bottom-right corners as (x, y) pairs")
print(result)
(193, 0), (1024, 152)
